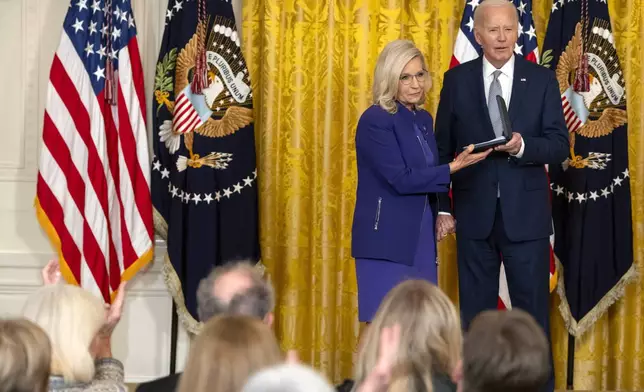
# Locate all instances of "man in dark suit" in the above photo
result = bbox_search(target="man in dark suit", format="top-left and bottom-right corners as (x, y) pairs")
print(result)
(435, 1), (567, 390)
(135, 262), (274, 392)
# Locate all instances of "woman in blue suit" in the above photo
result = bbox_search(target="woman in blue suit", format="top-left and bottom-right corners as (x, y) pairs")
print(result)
(352, 40), (491, 322)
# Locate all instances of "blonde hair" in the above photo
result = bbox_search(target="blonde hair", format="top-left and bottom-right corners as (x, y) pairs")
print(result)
(178, 314), (283, 392)
(353, 280), (462, 392)
(372, 40), (431, 114)
(473, 0), (518, 29)
(0, 318), (52, 392)
(21, 284), (106, 383)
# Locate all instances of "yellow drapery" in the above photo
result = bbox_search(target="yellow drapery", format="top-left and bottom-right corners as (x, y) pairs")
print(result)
(241, 0), (644, 389)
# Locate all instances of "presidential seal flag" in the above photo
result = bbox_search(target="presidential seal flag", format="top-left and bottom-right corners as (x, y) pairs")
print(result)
(152, 0), (260, 333)
(543, 0), (635, 336)
(36, 0), (153, 303)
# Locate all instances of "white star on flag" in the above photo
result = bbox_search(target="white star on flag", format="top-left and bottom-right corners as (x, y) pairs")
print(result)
(97, 45), (107, 59)
(84, 43), (94, 57)
(91, 0), (100, 13)
(88, 21), (98, 35)
(514, 43), (523, 54)
(93, 65), (105, 81)
(72, 18), (84, 33)
(466, 17), (475, 32)
(111, 28), (121, 40)
(526, 25), (537, 40)
(76, 0), (88, 11)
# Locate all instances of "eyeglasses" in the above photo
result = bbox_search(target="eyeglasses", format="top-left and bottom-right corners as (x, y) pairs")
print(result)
(400, 70), (428, 86)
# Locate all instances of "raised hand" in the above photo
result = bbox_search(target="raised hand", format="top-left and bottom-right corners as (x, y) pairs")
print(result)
(100, 281), (128, 337)
(41, 259), (61, 285)
(356, 324), (401, 392)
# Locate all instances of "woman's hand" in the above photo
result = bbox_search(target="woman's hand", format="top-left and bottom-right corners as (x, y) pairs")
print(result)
(449, 145), (492, 173)
(41, 259), (61, 285)
(356, 324), (401, 392)
(92, 281), (128, 359)
(102, 281), (128, 335)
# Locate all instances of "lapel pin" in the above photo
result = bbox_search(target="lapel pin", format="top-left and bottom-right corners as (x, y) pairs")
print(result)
(520, 78), (527, 82)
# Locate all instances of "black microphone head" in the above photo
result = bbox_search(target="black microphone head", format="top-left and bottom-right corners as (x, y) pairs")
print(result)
(495, 94), (508, 111)
(495, 95), (512, 139)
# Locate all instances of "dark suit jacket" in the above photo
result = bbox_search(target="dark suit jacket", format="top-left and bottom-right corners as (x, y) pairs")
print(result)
(351, 102), (450, 266)
(135, 373), (181, 392)
(435, 55), (569, 241)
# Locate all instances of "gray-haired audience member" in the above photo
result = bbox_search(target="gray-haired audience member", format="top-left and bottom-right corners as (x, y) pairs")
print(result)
(136, 261), (274, 392)
(196, 261), (274, 325)
(460, 309), (550, 392)
(242, 363), (335, 392)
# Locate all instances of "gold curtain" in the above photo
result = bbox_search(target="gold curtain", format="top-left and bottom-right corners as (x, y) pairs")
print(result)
(241, 0), (644, 389)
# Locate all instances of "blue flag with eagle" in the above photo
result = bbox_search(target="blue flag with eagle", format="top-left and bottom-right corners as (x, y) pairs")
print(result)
(152, 0), (260, 333)
(543, 0), (635, 337)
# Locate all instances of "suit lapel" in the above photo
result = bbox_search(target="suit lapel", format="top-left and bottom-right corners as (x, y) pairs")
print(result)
(509, 55), (528, 124)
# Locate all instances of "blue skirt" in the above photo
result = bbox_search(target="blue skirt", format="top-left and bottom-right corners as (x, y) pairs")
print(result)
(355, 205), (437, 322)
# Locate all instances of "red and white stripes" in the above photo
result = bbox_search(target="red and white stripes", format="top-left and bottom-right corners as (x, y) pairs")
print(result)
(36, 30), (153, 303)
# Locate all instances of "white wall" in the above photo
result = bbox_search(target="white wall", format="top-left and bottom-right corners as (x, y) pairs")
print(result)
(0, 0), (242, 383)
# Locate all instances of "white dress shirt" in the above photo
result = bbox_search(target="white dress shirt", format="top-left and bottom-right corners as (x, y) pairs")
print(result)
(482, 55), (524, 158)
(483, 54), (514, 106)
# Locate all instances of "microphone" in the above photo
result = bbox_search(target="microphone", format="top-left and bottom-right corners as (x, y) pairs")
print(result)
(495, 95), (512, 140)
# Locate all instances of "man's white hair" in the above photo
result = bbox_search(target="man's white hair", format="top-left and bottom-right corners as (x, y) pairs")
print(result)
(242, 364), (335, 392)
(473, 0), (518, 28)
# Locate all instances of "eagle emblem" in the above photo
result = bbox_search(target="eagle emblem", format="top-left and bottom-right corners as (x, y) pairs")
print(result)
(154, 17), (253, 171)
(551, 21), (627, 170)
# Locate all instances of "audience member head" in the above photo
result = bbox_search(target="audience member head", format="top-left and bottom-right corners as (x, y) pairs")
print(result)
(196, 261), (274, 325)
(242, 363), (335, 392)
(21, 284), (105, 383)
(0, 318), (51, 392)
(473, 0), (519, 68)
(372, 39), (431, 113)
(178, 314), (283, 392)
(354, 280), (462, 392)
(460, 309), (550, 392)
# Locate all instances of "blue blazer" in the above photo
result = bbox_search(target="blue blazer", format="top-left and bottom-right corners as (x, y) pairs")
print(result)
(435, 55), (569, 241)
(351, 103), (451, 266)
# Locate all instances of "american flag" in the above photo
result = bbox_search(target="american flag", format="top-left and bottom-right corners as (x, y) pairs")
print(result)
(35, 0), (153, 303)
(449, 0), (556, 309)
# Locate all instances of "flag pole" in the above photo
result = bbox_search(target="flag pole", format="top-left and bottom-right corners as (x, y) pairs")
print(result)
(170, 303), (179, 374)
(566, 334), (575, 389)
